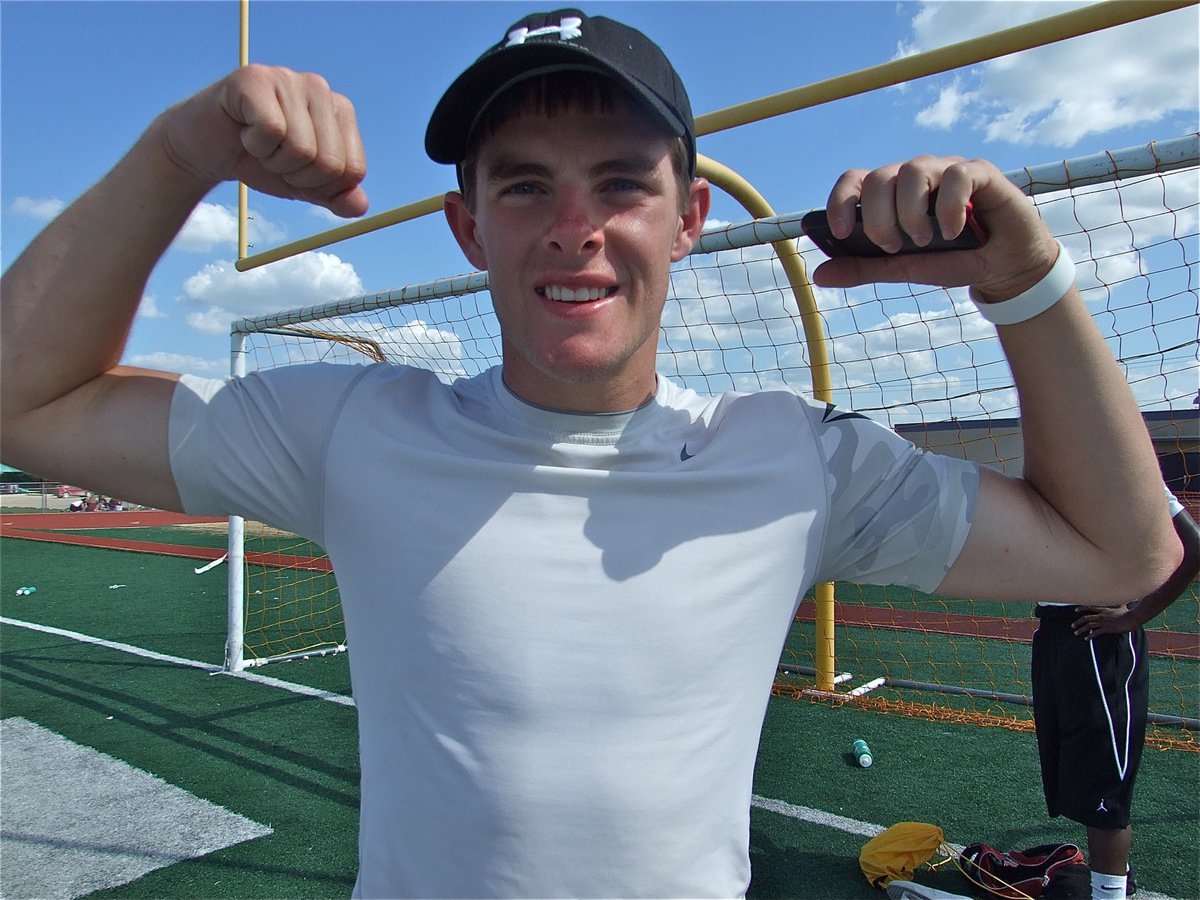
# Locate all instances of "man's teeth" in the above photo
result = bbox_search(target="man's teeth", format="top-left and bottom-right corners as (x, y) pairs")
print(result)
(542, 286), (612, 302)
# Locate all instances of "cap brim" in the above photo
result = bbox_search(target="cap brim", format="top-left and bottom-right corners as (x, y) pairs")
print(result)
(424, 42), (689, 165)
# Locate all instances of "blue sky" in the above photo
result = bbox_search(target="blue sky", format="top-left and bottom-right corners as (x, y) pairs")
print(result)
(2, 1), (1198, 394)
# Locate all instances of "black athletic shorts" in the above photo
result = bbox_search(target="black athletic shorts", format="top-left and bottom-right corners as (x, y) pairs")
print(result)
(1031, 604), (1148, 829)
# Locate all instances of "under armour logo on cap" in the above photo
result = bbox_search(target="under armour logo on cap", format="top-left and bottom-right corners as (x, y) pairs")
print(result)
(505, 16), (583, 46)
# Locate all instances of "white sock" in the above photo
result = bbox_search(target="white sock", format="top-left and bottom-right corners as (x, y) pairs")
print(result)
(1090, 869), (1127, 900)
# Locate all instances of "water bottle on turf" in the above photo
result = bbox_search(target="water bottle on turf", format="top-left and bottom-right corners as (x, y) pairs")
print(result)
(851, 739), (873, 767)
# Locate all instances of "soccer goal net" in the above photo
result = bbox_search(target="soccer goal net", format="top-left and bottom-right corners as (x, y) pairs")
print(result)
(229, 135), (1199, 748)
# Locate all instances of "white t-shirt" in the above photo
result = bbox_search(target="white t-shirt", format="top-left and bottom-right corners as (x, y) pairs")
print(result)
(170, 364), (978, 899)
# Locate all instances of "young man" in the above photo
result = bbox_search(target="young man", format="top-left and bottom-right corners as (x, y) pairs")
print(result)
(1033, 494), (1199, 900)
(0, 8), (1183, 898)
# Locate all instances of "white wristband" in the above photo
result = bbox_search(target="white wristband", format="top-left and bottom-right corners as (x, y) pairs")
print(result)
(969, 240), (1075, 326)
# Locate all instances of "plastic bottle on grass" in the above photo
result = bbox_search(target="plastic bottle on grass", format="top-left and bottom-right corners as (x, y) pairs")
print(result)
(851, 738), (873, 767)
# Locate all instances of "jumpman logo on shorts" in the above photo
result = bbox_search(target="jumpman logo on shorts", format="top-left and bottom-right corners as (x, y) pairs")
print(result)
(1096, 798), (1109, 812)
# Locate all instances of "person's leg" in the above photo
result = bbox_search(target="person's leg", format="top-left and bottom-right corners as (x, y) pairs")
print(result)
(1040, 618), (1145, 899)
(1083, 626), (1146, 898)
(1086, 824), (1132, 898)
(1086, 823), (1131, 874)
(1031, 608), (1066, 817)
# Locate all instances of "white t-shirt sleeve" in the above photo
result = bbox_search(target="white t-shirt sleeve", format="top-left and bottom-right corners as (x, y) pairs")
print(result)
(168, 364), (373, 543)
(1166, 486), (1184, 518)
(804, 400), (979, 592)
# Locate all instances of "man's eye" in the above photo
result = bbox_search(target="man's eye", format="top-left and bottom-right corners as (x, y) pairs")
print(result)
(605, 179), (643, 192)
(502, 182), (541, 196)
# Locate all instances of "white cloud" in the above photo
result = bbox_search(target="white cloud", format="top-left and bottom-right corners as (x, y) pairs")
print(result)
(663, 242), (853, 393)
(180, 250), (364, 334)
(173, 202), (287, 253)
(174, 203), (236, 252)
(10, 196), (65, 222)
(666, 235), (1030, 419)
(914, 78), (976, 131)
(185, 306), (239, 335)
(137, 294), (168, 319)
(125, 351), (228, 379)
(901, 2), (1199, 147)
(308, 206), (349, 225)
(1026, 167), (1199, 300)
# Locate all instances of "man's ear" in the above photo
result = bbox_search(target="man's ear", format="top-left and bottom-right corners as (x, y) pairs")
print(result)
(670, 177), (712, 263)
(444, 191), (488, 271)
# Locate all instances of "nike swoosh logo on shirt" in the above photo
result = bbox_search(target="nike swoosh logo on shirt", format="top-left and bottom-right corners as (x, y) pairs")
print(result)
(821, 402), (868, 424)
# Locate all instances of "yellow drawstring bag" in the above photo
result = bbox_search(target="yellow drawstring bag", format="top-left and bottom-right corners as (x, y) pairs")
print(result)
(860, 822), (948, 888)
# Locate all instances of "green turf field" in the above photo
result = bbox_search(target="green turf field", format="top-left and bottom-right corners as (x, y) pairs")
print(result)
(2, 534), (1198, 898)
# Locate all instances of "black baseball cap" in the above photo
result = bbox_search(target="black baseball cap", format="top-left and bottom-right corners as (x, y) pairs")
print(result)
(424, 8), (696, 178)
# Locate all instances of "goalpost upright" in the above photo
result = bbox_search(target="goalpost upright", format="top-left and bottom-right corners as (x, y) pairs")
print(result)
(227, 0), (250, 672)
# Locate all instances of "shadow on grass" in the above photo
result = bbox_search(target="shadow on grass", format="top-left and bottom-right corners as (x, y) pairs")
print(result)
(1, 649), (359, 810)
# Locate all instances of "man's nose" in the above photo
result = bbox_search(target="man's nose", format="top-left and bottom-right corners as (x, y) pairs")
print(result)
(545, 189), (603, 255)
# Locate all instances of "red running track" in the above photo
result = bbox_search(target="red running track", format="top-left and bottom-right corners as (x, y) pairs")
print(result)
(795, 603), (1198, 660)
(3, 511), (1193, 656)
(1, 511), (330, 571)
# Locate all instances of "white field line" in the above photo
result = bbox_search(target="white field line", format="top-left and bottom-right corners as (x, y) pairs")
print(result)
(0, 616), (354, 707)
(750, 794), (926, 840)
(0, 616), (1184, 899)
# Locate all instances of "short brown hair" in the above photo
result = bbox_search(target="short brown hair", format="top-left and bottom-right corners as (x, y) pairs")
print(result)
(458, 72), (691, 214)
